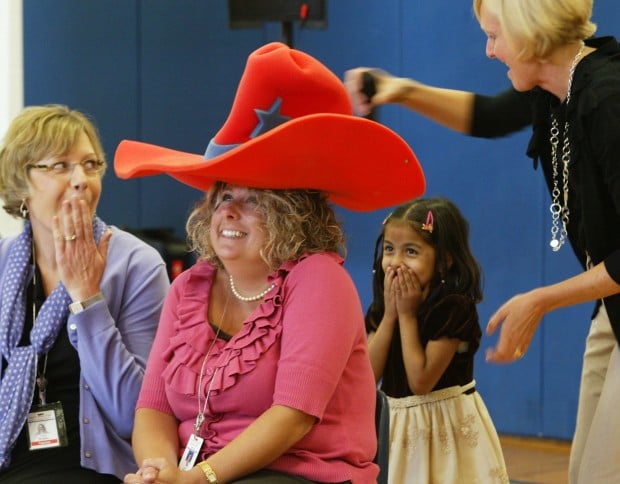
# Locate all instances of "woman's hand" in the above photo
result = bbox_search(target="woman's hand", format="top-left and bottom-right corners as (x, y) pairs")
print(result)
(52, 196), (111, 301)
(124, 458), (204, 484)
(485, 290), (545, 363)
(344, 67), (418, 116)
(486, 264), (620, 363)
(124, 462), (158, 484)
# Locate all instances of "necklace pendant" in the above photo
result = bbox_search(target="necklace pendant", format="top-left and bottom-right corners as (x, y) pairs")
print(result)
(550, 238), (564, 251)
(195, 412), (205, 433)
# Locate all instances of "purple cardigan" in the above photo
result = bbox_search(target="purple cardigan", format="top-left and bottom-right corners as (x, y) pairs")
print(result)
(0, 226), (170, 478)
(67, 227), (169, 477)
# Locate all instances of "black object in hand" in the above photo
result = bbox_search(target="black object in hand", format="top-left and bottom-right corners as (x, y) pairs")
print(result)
(361, 71), (377, 100)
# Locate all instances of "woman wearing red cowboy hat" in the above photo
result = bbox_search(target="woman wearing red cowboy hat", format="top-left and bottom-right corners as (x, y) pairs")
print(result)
(118, 43), (425, 484)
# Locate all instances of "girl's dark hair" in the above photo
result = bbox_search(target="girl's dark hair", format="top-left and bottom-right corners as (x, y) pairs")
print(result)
(365, 197), (483, 332)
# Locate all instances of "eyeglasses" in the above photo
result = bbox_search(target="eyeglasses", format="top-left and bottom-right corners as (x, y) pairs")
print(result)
(27, 159), (105, 177)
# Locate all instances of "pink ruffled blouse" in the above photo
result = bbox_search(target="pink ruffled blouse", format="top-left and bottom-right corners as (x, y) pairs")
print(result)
(137, 252), (378, 483)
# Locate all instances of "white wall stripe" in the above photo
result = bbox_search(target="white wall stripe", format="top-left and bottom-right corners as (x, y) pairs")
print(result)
(0, 0), (24, 237)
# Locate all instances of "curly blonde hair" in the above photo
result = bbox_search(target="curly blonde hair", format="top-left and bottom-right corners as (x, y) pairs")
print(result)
(0, 104), (107, 218)
(473, 0), (596, 61)
(186, 182), (346, 270)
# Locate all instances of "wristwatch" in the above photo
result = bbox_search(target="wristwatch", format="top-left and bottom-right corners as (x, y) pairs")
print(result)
(69, 292), (105, 315)
(197, 461), (219, 484)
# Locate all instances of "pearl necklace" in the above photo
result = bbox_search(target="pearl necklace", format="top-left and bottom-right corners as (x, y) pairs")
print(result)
(228, 274), (276, 302)
(548, 42), (585, 252)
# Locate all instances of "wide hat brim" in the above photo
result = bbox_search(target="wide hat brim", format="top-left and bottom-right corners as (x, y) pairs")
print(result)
(116, 113), (424, 211)
(115, 41), (425, 210)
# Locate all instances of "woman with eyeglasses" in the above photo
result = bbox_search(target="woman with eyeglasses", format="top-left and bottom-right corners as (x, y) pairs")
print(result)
(0, 104), (171, 482)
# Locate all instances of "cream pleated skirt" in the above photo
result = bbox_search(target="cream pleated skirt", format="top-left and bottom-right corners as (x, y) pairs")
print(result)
(387, 381), (509, 484)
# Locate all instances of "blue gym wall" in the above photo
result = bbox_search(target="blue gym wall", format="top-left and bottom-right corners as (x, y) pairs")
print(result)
(23, 0), (620, 440)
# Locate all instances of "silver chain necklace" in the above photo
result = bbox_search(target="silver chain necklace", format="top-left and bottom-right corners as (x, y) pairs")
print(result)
(195, 293), (229, 432)
(549, 42), (585, 251)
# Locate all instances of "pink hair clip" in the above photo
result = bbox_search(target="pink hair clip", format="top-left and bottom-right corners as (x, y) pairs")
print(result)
(421, 210), (434, 233)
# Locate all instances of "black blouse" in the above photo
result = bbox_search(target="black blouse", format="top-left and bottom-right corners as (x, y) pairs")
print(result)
(0, 267), (117, 483)
(380, 293), (481, 398)
(470, 36), (620, 343)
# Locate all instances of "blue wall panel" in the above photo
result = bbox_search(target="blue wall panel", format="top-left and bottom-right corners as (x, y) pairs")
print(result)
(23, 0), (620, 440)
(23, 0), (142, 229)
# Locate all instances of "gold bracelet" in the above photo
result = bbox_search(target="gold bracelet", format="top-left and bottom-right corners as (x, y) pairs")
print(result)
(197, 461), (219, 484)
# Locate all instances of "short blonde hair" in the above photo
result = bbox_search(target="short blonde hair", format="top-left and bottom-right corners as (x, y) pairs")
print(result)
(0, 104), (107, 218)
(473, 0), (596, 61)
(186, 182), (346, 270)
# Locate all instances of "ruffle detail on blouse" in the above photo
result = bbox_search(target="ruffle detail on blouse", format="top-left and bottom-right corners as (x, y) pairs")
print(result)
(208, 257), (313, 394)
(160, 261), (285, 398)
(525, 87), (548, 169)
(208, 292), (283, 394)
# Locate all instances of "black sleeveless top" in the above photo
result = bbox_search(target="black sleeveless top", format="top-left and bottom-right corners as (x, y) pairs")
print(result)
(0, 267), (117, 483)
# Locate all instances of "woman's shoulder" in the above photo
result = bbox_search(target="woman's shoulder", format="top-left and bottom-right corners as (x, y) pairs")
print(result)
(107, 225), (172, 265)
(576, 37), (620, 103)
(277, 252), (352, 294)
(298, 251), (344, 266)
(279, 252), (345, 279)
(585, 36), (620, 55)
(585, 37), (620, 79)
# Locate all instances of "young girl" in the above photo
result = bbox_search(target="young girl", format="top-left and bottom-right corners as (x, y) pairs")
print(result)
(365, 197), (508, 483)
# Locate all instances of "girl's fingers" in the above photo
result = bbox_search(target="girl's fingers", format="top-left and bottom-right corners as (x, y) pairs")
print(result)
(397, 266), (420, 293)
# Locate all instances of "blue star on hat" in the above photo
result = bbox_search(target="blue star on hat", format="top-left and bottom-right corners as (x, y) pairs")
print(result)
(204, 97), (292, 160)
(250, 98), (291, 138)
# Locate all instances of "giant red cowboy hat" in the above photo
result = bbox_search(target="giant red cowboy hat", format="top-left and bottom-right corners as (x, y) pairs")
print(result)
(114, 42), (425, 211)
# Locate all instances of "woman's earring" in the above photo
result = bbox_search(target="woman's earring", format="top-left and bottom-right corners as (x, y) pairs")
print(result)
(20, 200), (28, 219)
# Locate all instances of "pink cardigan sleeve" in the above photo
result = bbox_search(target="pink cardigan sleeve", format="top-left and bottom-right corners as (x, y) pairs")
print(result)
(136, 270), (188, 414)
(273, 253), (367, 419)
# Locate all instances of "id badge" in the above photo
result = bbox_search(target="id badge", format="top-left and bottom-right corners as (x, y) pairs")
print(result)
(179, 433), (204, 470)
(27, 402), (68, 450)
